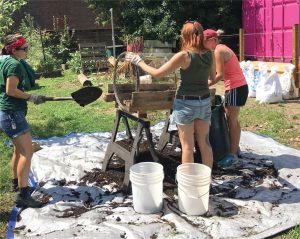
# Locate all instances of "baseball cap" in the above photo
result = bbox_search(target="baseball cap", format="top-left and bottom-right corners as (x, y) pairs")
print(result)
(203, 29), (218, 39)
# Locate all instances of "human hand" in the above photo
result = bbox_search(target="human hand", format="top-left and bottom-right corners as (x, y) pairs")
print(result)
(27, 94), (46, 105)
(125, 52), (143, 66)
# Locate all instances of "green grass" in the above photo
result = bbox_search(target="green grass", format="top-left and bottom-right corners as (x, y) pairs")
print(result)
(0, 72), (299, 238)
(240, 101), (299, 148)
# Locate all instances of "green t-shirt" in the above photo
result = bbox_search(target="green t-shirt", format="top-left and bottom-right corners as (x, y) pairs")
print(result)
(177, 50), (212, 96)
(0, 56), (28, 111)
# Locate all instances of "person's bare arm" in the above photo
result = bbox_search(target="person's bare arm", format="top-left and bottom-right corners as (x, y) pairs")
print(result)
(208, 46), (224, 86)
(137, 51), (188, 78)
(6, 76), (31, 100)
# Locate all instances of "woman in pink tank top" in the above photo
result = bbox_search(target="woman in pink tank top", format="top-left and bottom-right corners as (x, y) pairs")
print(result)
(203, 29), (248, 168)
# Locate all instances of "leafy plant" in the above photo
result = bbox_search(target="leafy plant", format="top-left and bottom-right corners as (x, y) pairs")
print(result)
(86, 0), (242, 42)
(51, 15), (77, 64)
(66, 51), (82, 74)
(0, 0), (28, 40)
(19, 14), (60, 72)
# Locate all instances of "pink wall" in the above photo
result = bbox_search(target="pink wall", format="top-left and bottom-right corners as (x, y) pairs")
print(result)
(243, 0), (300, 62)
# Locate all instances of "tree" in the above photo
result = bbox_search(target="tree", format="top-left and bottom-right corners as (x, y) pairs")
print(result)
(86, 0), (242, 42)
(0, 0), (28, 42)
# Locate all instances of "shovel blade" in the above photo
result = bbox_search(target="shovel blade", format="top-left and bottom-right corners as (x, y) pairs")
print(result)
(71, 87), (102, 107)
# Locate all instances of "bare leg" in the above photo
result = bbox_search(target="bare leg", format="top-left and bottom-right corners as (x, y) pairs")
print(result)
(177, 123), (195, 164)
(194, 119), (213, 169)
(225, 106), (241, 155)
(12, 131), (33, 189)
(11, 145), (19, 179)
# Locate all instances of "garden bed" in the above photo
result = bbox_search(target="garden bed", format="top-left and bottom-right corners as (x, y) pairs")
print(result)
(35, 70), (62, 79)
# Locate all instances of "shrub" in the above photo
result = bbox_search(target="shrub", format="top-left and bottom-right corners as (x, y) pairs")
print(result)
(19, 14), (60, 72)
(66, 51), (82, 74)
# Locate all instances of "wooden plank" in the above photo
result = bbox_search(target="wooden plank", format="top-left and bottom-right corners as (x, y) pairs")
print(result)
(107, 83), (176, 93)
(239, 28), (244, 61)
(126, 100), (173, 112)
(292, 24), (299, 89)
(251, 61), (294, 74)
(80, 53), (106, 57)
(102, 93), (132, 102)
(130, 91), (175, 110)
(81, 57), (107, 62)
(79, 43), (106, 48)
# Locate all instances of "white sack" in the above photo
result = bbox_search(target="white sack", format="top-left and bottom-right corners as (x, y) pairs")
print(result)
(279, 64), (297, 100)
(240, 61), (257, 98)
(256, 65), (283, 104)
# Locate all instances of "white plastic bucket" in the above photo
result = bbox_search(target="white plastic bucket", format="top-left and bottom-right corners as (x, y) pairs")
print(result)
(140, 74), (152, 84)
(176, 163), (211, 216)
(130, 162), (164, 214)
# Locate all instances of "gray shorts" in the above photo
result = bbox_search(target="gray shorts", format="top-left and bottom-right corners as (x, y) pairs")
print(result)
(170, 98), (211, 125)
(0, 110), (30, 139)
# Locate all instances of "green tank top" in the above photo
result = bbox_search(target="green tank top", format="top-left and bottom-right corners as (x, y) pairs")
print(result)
(0, 56), (28, 111)
(177, 50), (212, 96)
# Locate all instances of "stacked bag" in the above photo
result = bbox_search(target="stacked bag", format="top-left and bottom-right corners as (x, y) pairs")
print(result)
(240, 60), (297, 103)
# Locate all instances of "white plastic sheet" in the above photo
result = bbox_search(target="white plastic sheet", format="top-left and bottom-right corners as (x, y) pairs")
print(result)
(13, 124), (300, 239)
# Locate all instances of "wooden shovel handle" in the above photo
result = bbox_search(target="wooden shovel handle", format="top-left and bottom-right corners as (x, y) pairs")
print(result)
(44, 96), (74, 101)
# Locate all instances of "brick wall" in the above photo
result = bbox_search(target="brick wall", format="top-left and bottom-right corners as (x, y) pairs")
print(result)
(13, 0), (112, 44)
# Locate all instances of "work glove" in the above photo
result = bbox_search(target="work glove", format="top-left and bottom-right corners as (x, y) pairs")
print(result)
(125, 52), (143, 66)
(27, 94), (46, 105)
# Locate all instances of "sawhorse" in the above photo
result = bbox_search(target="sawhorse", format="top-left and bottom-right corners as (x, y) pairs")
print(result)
(102, 110), (159, 192)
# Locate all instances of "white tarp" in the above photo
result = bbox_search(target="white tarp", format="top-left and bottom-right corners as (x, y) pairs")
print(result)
(13, 123), (300, 239)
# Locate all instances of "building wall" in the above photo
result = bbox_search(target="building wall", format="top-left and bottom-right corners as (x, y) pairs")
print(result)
(243, 0), (300, 62)
(13, 0), (112, 44)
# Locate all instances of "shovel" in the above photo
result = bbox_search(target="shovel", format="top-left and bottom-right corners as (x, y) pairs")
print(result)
(44, 86), (102, 107)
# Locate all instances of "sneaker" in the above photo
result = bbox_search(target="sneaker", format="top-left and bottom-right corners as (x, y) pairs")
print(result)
(12, 185), (37, 194)
(15, 188), (44, 208)
(217, 154), (237, 168)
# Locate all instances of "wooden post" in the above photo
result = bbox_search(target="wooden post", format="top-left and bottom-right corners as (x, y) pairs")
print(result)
(239, 28), (245, 61)
(78, 73), (92, 87)
(292, 24), (299, 96)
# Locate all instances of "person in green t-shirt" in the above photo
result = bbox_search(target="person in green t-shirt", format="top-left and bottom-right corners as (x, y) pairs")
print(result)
(0, 34), (46, 208)
(126, 21), (216, 169)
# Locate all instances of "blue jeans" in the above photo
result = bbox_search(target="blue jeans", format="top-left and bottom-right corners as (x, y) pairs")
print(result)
(0, 110), (30, 139)
(171, 98), (211, 125)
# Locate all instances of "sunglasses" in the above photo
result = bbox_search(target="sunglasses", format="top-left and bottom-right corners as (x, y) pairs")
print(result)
(16, 46), (28, 52)
(184, 20), (200, 25)
(184, 20), (201, 35)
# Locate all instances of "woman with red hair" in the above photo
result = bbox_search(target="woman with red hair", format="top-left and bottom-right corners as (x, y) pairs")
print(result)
(126, 21), (215, 168)
(0, 34), (46, 208)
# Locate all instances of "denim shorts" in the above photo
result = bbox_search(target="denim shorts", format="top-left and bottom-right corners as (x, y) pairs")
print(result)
(0, 110), (30, 139)
(170, 98), (211, 125)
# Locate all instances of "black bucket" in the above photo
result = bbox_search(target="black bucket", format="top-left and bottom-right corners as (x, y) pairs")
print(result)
(195, 95), (230, 163)
(209, 95), (230, 161)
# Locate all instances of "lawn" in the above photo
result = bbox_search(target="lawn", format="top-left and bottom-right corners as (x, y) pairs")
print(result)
(0, 72), (299, 238)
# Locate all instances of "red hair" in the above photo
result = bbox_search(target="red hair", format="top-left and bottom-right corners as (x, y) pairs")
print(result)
(181, 21), (205, 51)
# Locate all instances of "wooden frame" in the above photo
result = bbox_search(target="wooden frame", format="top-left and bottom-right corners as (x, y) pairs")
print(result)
(78, 43), (108, 72)
(102, 83), (177, 114)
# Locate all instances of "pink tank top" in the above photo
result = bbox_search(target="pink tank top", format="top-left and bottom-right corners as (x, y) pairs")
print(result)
(222, 45), (247, 90)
